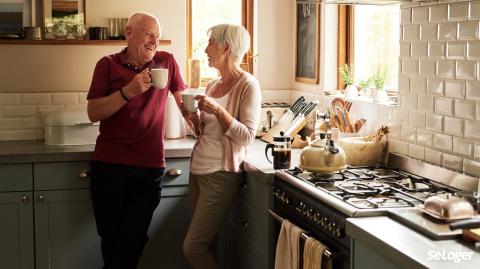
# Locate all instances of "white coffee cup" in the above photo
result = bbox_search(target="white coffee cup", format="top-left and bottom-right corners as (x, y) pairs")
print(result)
(151, 68), (168, 89)
(182, 93), (199, 112)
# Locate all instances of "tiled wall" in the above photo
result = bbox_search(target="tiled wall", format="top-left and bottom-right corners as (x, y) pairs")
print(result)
(389, 0), (480, 177)
(0, 92), (87, 140)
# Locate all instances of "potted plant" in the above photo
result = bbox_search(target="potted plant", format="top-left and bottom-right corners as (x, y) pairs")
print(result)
(338, 64), (357, 97)
(358, 78), (372, 96)
(371, 69), (388, 102)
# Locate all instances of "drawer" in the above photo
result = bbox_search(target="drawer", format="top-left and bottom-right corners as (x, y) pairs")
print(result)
(228, 197), (268, 263)
(163, 158), (189, 187)
(0, 164), (33, 192)
(239, 174), (272, 212)
(34, 162), (91, 190)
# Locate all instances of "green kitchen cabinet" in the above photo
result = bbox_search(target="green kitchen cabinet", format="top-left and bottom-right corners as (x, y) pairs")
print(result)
(219, 170), (275, 269)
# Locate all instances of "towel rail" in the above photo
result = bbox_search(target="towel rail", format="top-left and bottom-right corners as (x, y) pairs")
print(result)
(268, 209), (334, 259)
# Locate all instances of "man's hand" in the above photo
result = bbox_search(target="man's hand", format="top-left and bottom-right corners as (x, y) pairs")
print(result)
(123, 69), (152, 98)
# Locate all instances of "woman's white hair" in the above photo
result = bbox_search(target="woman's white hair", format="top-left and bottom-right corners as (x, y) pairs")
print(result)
(208, 24), (250, 64)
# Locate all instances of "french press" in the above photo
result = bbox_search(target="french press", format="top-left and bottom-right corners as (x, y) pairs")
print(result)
(265, 134), (293, 169)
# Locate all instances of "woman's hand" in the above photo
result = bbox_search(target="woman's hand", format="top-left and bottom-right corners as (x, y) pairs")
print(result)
(196, 94), (220, 115)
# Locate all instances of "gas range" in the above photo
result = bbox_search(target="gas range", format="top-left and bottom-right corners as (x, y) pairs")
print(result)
(271, 153), (479, 268)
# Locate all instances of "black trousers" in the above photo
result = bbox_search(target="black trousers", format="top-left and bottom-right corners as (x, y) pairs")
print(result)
(90, 161), (165, 269)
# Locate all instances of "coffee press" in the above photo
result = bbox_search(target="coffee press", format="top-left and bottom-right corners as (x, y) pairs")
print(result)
(265, 133), (293, 169)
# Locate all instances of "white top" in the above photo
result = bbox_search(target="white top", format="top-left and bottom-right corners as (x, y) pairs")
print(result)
(190, 93), (230, 174)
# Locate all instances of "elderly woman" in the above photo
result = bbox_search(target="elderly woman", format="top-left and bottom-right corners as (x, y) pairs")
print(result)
(182, 23), (261, 269)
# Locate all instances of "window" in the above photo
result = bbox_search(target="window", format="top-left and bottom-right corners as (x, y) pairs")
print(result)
(186, 0), (254, 86)
(338, 4), (400, 91)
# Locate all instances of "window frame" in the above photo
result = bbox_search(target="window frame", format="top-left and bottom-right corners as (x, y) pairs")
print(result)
(186, 0), (255, 87)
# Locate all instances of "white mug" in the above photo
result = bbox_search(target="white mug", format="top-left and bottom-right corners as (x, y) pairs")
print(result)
(182, 93), (199, 112)
(151, 68), (168, 89)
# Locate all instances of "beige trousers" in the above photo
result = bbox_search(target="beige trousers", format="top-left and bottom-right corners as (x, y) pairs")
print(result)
(183, 171), (243, 269)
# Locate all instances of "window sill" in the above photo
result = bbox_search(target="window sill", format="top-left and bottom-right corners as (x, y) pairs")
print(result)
(324, 91), (398, 106)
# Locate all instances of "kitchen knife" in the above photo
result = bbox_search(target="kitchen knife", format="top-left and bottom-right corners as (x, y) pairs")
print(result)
(283, 101), (317, 135)
(276, 96), (305, 126)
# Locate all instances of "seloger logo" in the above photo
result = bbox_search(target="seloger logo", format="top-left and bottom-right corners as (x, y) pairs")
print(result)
(427, 250), (473, 263)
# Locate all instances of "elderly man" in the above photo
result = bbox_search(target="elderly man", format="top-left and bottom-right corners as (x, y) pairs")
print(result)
(87, 12), (187, 269)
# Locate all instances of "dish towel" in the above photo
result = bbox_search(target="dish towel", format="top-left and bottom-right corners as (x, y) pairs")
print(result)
(303, 237), (332, 269)
(274, 219), (305, 269)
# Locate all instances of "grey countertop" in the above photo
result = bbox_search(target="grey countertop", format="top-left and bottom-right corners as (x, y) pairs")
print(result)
(347, 216), (480, 269)
(0, 138), (196, 164)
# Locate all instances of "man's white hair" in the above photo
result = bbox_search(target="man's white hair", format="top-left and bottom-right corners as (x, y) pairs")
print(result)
(126, 12), (160, 29)
(207, 24), (250, 64)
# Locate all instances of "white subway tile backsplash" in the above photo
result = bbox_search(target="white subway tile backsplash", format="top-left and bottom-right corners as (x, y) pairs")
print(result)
(0, 118), (22, 130)
(412, 42), (429, 58)
(436, 60), (456, 78)
(438, 22), (458, 40)
(417, 129), (434, 147)
(458, 21), (479, 40)
(402, 59), (419, 76)
(445, 80), (465, 98)
(401, 124), (417, 143)
(421, 24), (438, 40)
(21, 93), (51, 105)
(0, 93), (20, 105)
(389, 122), (401, 139)
(393, 108), (410, 123)
(434, 132), (453, 151)
(466, 80), (480, 100)
(429, 42), (446, 58)
(418, 94), (435, 112)
(388, 139), (409, 155)
(426, 113), (444, 132)
(401, 93), (419, 110)
(401, 7), (412, 25)
(22, 118), (42, 129)
(425, 148), (442, 165)
(468, 41), (480, 59)
(408, 144), (425, 160)
(78, 93), (88, 104)
(52, 93), (78, 105)
(400, 42), (411, 59)
(419, 60), (437, 76)
(435, 97), (455, 116)
(404, 24), (421, 41)
(454, 99), (476, 119)
(448, 1), (469, 21)
(399, 75), (411, 93)
(413, 6), (430, 24)
(475, 141), (480, 161)
(471, 1), (480, 20)
(456, 60), (477, 80)
(443, 116), (464, 137)
(1, 106), (36, 118)
(465, 120), (480, 139)
(0, 130), (37, 141)
(428, 78), (445, 95)
(409, 111), (426, 128)
(477, 101), (480, 120)
(37, 105), (65, 118)
(410, 77), (427, 93)
(442, 153), (463, 171)
(463, 159), (480, 177)
(453, 137), (474, 157)
(430, 5), (449, 23)
(446, 42), (466, 59)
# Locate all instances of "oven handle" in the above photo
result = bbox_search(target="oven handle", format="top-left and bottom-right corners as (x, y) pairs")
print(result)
(268, 209), (334, 259)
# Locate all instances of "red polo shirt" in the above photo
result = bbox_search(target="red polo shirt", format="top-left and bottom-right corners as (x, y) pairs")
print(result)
(87, 48), (187, 168)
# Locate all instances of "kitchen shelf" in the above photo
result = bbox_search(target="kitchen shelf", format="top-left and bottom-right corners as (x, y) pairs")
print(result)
(0, 39), (171, 46)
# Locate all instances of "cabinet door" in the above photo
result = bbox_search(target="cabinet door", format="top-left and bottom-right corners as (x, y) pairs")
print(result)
(137, 186), (190, 269)
(34, 189), (102, 269)
(225, 220), (266, 269)
(0, 192), (34, 269)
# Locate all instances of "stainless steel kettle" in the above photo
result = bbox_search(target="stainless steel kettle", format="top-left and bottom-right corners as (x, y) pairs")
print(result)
(299, 113), (347, 173)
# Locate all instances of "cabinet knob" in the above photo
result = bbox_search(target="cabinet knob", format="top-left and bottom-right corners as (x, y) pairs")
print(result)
(77, 169), (91, 179)
(166, 168), (183, 176)
(242, 220), (249, 228)
(21, 195), (30, 203)
(38, 195), (45, 202)
(240, 182), (247, 190)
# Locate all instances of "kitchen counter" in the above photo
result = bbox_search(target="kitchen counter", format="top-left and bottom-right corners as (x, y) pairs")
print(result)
(347, 216), (480, 269)
(0, 138), (196, 164)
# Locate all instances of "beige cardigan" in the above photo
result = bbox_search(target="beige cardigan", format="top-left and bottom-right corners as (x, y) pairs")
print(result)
(191, 72), (261, 172)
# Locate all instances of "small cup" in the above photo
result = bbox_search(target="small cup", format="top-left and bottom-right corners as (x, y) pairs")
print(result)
(182, 93), (199, 112)
(151, 68), (168, 89)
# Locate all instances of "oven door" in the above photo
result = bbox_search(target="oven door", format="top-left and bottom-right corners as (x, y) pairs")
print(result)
(269, 207), (350, 269)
